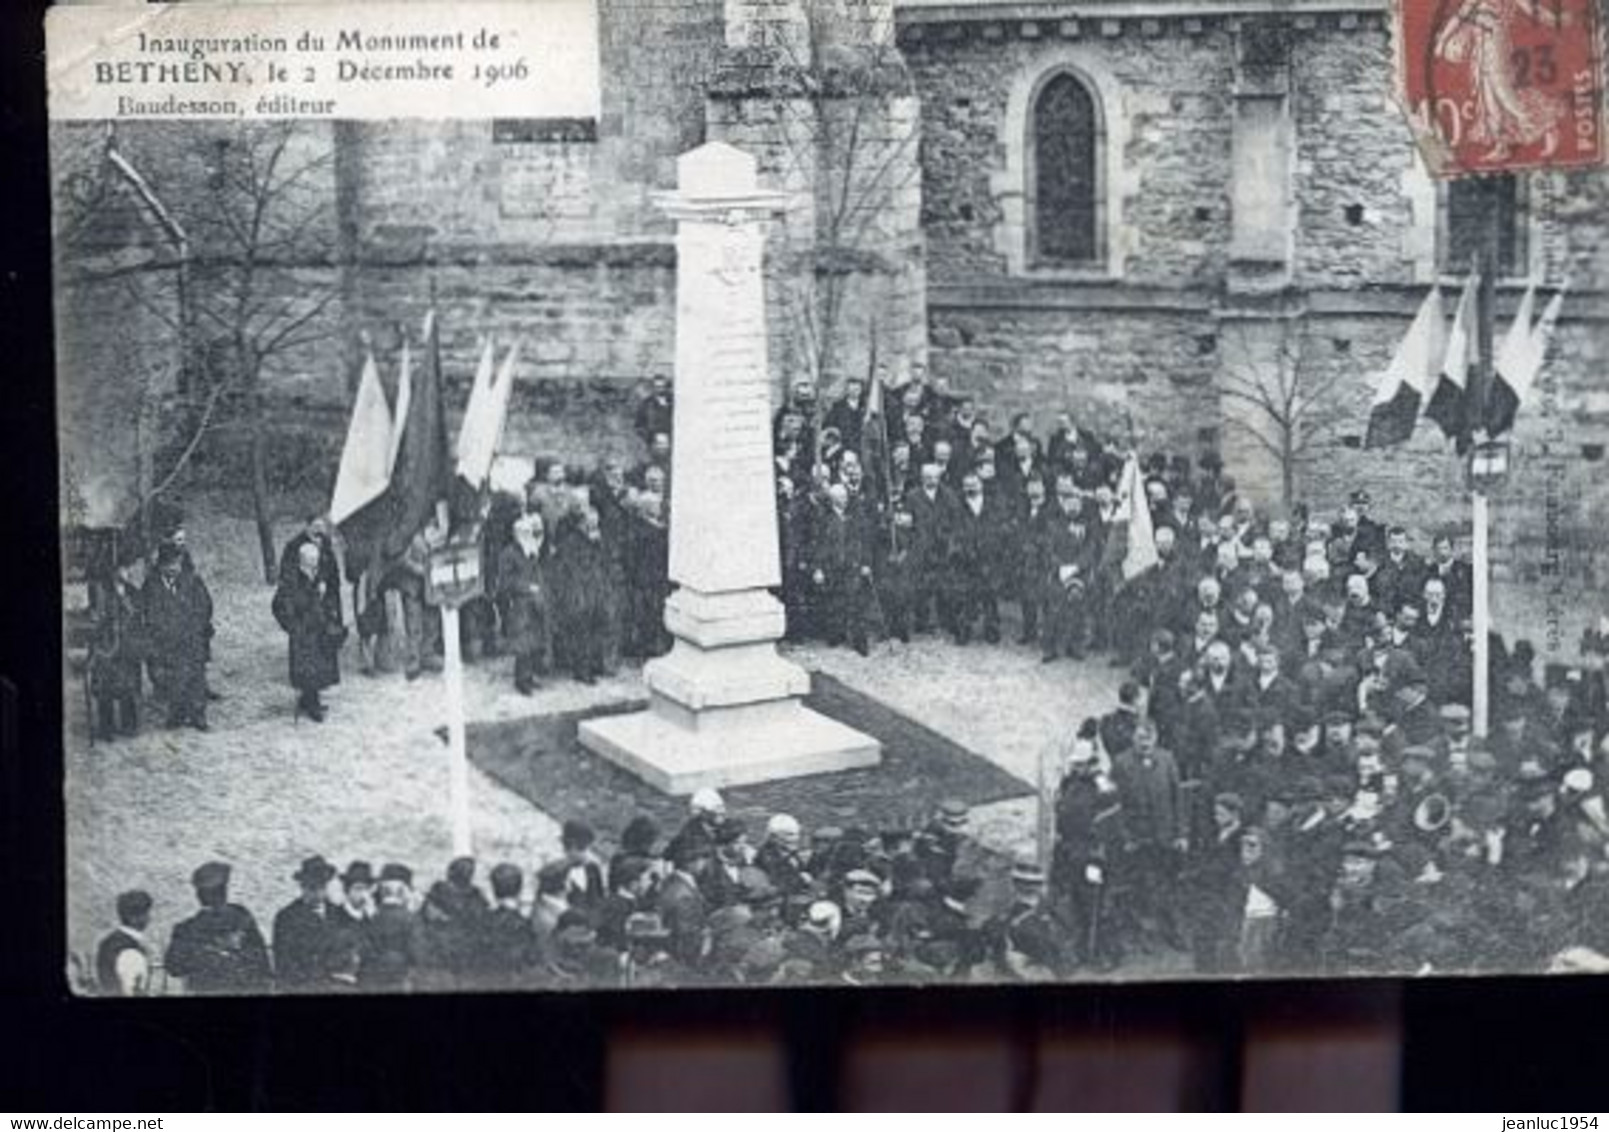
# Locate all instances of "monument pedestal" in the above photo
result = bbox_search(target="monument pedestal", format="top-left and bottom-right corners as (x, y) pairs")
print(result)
(576, 141), (880, 796)
(579, 590), (881, 795)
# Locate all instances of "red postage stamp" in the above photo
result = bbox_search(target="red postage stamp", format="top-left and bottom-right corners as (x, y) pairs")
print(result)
(1395, 0), (1607, 176)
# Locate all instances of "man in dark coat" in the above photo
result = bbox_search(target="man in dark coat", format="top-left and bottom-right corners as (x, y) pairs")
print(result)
(1052, 739), (1124, 970)
(549, 507), (618, 683)
(495, 513), (551, 694)
(415, 857), (492, 990)
(622, 493), (672, 660)
(947, 471), (1003, 645)
(271, 540), (345, 721)
(656, 841), (713, 968)
(1011, 474), (1057, 646)
(272, 855), (342, 992)
(141, 541), (213, 730)
(904, 463), (956, 636)
(478, 862), (540, 989)
(633, 373), (675, 449)
(808, 483), (873, 655)
(1110, 718), (1189, 950)
(1042, 493), (1100, 662)
(164, 862), (272, 994)
(360, 864), (421, 991)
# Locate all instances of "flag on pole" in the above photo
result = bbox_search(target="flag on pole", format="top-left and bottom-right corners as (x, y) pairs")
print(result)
(385, 334), (413, 477)
(1487, 283), (1563, 437)
(1424, 275), (1477, 450)
(1103, 451), (1160, 583)
(454, 339), (496, 481)
(1364, 287), (1445, 449)
(329, 350), (394, 525)
(379, 309), (452, 562)
(457, 343), (520, 489)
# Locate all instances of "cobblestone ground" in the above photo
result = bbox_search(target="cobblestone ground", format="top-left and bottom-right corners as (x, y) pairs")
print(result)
(64, 496), (1578, 980)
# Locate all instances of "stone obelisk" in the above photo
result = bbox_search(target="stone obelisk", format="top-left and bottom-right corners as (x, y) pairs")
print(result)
(579, 142), (881, 794)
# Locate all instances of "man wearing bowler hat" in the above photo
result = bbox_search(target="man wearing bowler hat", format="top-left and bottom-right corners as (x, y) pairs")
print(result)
(164, 861), (272, 994)
(359, 863), (419, 991)
(273, 855), (341, 992)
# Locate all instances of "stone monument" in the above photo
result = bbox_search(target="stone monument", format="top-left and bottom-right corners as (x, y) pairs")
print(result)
(578, 142), (882, 794)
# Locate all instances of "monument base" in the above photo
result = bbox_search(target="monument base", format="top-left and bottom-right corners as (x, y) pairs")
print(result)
(578, 699), (882, 795)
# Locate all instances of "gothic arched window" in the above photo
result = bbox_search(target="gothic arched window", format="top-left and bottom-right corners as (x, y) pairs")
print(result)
(1029, 71), (1103, 267)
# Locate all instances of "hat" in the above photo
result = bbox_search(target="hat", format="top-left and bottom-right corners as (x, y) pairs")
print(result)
(379, 862), (413, 885)
(619, 815), (662, 856)
(446, 856), (476, 886)
(191, 861), (231, 890)
(293, 855), (337, 886)
(938, 798), (969, 829)
(1439, 704), (1472, 723)
(1562, 768), (1594, 793)
(342, 860), (376, 886)
(715, 817), (748, 846)
(844, 868), (881, 892)
(1010, 860), (1047, 886)
(1322, 709), (1354, 727)
(1348, 489), (1371, 506)
(691, 787), (725, 815)
(561, 819), (596, 850)
(767, 813), (801, 839)
(625, 911), (672, 940)
(806, 900), (841, 931)
(813, 825), (844, 844)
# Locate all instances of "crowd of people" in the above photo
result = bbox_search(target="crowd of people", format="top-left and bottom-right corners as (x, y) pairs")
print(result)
(78, 362), (1609, 983)
(83, 792), (1070, 993)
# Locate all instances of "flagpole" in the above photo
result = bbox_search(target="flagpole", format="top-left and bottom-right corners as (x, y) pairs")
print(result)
(442, 601), (472, 856)
(1469, 178), (1501, 742)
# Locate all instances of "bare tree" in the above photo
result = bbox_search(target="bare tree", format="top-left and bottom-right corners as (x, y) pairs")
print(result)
(115, 123), (340, 582)
(760, 3), (920, 389)
(1215, 312), (1352, 510)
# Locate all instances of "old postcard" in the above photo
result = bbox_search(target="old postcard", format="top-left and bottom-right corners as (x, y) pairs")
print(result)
(48, 0), (1608, 995)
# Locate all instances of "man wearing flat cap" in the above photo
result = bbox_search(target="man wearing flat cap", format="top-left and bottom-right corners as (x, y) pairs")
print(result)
(916, 798), (971, 885)
(272, 855), (343, 992)
(988, 861), (1066, 981)
(164, 861), (271, 994)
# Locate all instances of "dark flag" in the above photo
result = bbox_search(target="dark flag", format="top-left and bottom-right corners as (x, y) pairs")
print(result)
(379, 310), (452, 562)
(1424, 274), (1475, 451)
(1364, 287), (1443, 449)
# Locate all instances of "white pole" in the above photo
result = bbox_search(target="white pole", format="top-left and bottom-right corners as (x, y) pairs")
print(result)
(1472, 488), (1490, 741)
(441, 603), (472, 855)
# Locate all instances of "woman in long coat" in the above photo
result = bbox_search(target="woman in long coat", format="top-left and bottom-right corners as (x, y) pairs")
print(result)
(272, 540), (345, 721)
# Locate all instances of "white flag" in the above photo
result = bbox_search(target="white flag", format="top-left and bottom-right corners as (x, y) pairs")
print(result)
(454, 339), (497, 479)
(329, 351), (394, 525)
